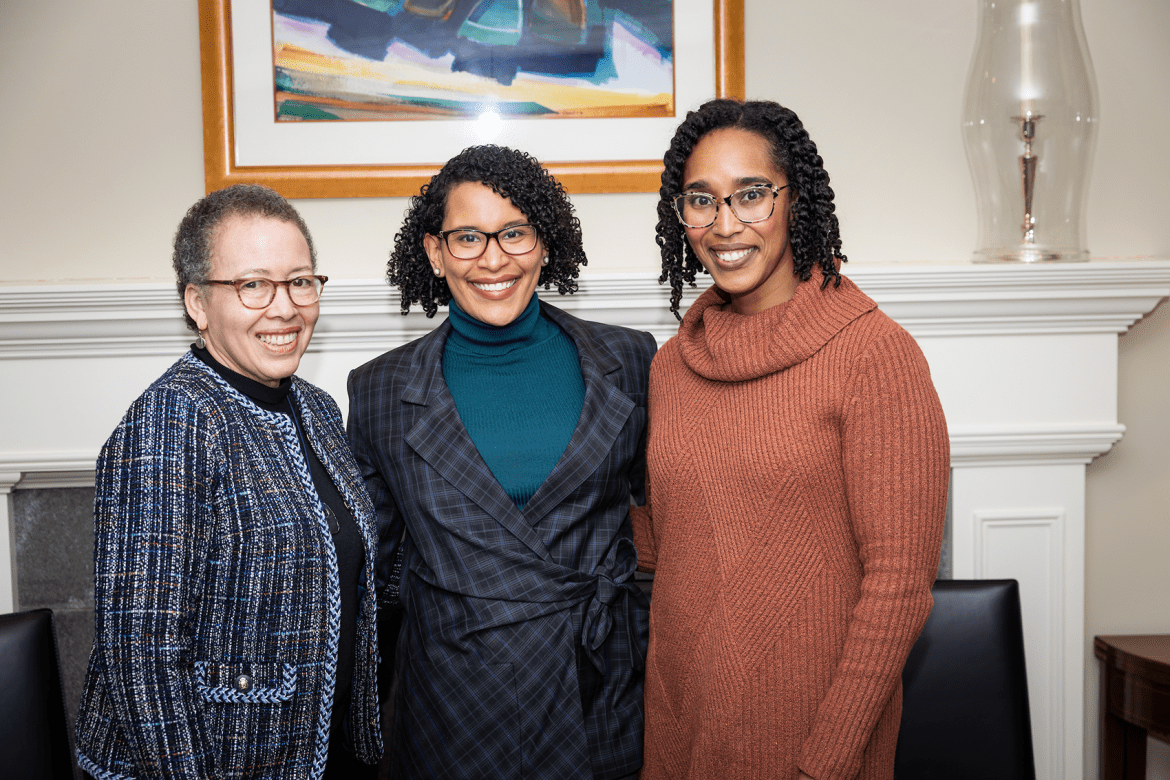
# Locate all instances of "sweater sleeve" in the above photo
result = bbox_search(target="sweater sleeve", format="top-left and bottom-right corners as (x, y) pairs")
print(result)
(89, 386), (222, 779)
(798, 325), (949, 780)
(630, 501), (657, 573)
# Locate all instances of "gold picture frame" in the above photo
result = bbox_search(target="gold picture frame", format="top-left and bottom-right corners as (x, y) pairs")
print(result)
(199, 0), (745, 197)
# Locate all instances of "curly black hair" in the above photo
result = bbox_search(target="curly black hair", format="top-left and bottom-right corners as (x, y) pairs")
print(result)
(655, 99), (846, 318)
(388, 145), (587, 317)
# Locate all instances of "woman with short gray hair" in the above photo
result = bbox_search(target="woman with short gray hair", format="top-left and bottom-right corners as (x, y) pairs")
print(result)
(75, 184), (382, 780)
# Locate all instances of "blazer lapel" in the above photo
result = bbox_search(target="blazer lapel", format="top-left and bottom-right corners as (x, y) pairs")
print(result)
(521, 304), (636, 526)
(401, 323), (553, 562)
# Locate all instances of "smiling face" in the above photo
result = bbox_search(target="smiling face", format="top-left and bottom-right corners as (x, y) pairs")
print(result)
(682, 127), (798, 316)
(424, 181), (546, 327)
(184, 214), (318, 387)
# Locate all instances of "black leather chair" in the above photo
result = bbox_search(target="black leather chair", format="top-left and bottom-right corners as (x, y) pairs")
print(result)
(895, 579), (1036, 780)
(0, 609), (76, 780)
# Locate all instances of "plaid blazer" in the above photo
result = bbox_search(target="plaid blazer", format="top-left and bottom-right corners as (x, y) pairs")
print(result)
(76, 353), (382, 780)
(347, 301), (656, 780)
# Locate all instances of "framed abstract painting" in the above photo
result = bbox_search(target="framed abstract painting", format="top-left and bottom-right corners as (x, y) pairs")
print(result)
(199, 0), (745, 196)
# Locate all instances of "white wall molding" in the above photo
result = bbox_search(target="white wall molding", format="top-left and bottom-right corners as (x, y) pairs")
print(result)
(0, 452), (97, 489)
(853, 260), (1170, 336)
(0, 275), (689, 359)
(949, 424), (1127, 466)
(973, 509), (1067, 780)
(3, 261), (1169, 359)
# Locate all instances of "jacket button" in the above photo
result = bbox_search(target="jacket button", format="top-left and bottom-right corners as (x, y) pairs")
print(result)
(235, 675), (253, 692)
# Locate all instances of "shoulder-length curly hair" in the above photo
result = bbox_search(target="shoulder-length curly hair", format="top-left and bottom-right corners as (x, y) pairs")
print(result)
(656, 99), (846, 318)
(388, 144), (587, 317)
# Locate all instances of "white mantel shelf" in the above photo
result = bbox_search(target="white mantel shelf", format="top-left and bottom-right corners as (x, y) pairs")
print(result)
(2, 261), (1167, 360)
(3, 259), (1169, 780)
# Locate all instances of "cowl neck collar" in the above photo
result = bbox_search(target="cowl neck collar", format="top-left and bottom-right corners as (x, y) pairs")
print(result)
(677, 269), (876, 382)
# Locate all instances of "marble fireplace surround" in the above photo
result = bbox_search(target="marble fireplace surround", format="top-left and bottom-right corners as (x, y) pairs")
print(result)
(3, 260), (1169, 780)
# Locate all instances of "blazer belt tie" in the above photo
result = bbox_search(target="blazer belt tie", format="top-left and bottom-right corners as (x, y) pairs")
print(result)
(580, 536), (640, 675)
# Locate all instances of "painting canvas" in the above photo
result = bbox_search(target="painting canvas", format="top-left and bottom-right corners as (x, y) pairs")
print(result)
(272, 0), (675, 122)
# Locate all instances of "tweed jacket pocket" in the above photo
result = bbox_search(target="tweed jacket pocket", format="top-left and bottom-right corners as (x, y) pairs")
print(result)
(196, 661), (298, 704)
(196, 661), (300, 775)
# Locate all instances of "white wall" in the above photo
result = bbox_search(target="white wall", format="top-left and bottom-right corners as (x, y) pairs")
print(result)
(2, 2), (1169, 776)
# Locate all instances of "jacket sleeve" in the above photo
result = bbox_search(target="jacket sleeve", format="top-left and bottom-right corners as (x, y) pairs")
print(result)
(346, 370), (407, 599)
(798, 326), (949, 780)
(627, 330), (658, 572)
(90, 386), (222, 779)
(627, 330), (657, 506)
(629, 331), (661, 573)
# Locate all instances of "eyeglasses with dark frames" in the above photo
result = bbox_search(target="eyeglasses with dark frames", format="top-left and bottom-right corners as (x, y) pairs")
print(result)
(205, 275), (328, 309)
(672, 184), (789, 229)
(436, 224), (539, 260)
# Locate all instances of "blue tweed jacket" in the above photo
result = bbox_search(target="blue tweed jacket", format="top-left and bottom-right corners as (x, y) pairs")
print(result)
(76, 352), (382, 780)
(347, 301), (656, 780)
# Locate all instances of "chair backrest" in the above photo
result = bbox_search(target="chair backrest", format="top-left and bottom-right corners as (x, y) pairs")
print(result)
(894, 579), (1036, 780)
(0, 609), (76, 780)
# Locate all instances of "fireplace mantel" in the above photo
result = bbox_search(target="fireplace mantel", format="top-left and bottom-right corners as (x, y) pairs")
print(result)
(3, 259), (1169, 780)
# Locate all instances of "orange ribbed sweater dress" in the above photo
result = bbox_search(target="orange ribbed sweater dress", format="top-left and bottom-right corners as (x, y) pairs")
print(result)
(632, 272), (949, 780)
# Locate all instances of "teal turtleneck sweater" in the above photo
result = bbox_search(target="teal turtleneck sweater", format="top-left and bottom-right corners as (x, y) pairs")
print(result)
(442, 294), (586, 508)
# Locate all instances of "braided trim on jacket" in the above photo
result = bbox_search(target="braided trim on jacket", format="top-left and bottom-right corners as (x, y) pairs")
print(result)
(292, 378), (385, 763)
(191, 355), (343, 780)
(195, 661), (298, 704)
(78, 752), (136, 780)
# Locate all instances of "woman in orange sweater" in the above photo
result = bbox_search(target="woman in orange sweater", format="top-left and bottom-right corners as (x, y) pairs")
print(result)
(632, 99), (949, 780)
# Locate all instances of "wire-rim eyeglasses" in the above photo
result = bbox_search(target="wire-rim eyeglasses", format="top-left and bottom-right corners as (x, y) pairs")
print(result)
(672, 184), (789, 229)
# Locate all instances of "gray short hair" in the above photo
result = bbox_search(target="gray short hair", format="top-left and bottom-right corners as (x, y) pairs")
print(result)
(172, 184), (317, 333)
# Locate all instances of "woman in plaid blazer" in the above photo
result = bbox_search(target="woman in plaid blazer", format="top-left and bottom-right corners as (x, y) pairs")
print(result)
(76, 186), (382, 780)
(347, 146), (655, 780)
